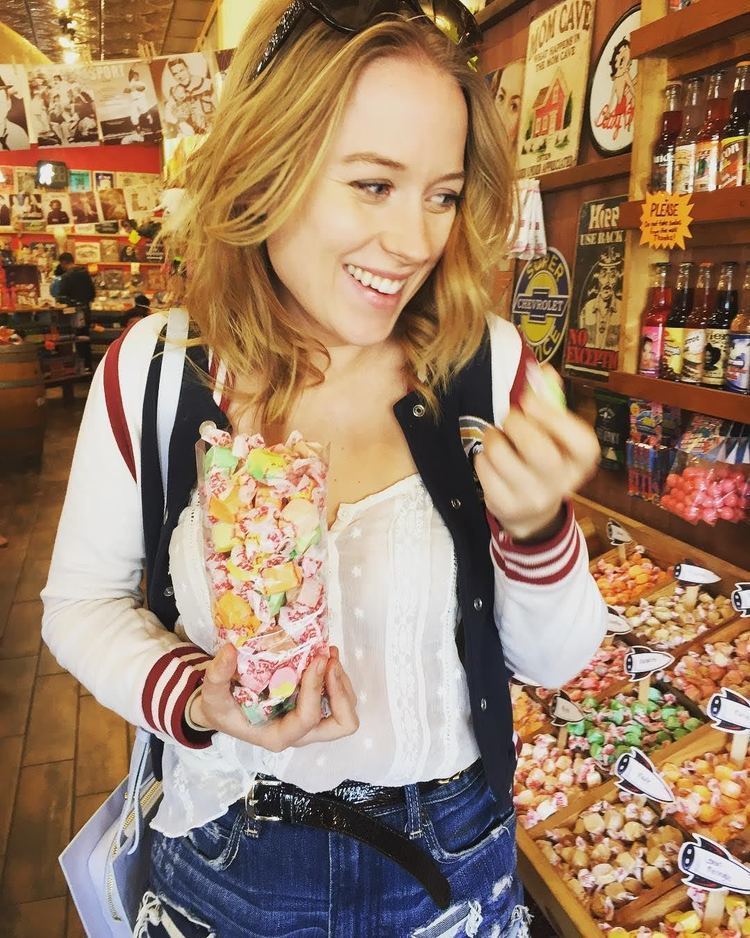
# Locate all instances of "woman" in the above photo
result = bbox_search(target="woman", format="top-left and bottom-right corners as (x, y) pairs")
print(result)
(42, 2), (607, 935)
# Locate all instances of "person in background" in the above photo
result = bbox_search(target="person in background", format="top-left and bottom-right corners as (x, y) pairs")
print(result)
(56, 251), (95, 371)
(122, 292), (151, 329)
(0, 194), (10, 227)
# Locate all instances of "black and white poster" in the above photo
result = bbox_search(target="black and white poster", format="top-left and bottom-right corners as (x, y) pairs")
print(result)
(0, 66), (31, 150)
(563, 194), (627, 379)
(87, 61), (161, 145)
(26, 66), (99, 146)
(151, 53), (215, 139)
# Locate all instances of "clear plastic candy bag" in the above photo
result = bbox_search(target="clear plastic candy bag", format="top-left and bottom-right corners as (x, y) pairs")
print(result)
(196, 422), (329, 724)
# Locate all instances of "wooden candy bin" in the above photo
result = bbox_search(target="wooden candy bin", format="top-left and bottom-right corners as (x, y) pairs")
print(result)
(621, 579), (740, 655)
(518, 781), (686, 938)
(659, 617), (750, 710)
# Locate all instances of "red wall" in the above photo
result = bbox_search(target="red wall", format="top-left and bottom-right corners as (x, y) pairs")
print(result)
(1, 143), (161, 174)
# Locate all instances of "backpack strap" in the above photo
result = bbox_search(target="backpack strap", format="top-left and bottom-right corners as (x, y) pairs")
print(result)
(104, 333), (137, 482)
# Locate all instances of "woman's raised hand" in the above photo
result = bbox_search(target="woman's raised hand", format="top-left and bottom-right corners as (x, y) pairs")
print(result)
(188, 644), (359, 752)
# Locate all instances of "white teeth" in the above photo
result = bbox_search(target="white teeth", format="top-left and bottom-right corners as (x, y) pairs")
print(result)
(345, 264), (405, 296)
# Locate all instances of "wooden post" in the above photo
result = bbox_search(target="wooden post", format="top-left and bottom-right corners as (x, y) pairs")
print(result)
(638, 677), (651, 704)
(730, 730), (749, 768)
(703, 889), (727, 932)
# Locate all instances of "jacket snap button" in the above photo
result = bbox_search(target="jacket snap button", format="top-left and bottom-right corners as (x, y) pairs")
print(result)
(412, 403), (426, 418)
(473, 597), (483, 611)
(450, 497), (461, 510)
(163, 586), (174, 597)
(480, 698), (487, 711)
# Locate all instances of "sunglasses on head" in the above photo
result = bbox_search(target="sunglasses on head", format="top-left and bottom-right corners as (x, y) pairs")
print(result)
(255, 0), (482, 77)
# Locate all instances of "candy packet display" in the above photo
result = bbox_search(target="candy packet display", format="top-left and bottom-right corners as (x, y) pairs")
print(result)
(196, 422), (329, 724)
(661, 419), (750, 526)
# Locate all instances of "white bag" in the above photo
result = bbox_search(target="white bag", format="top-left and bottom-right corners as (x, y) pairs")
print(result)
(61, 730), (162, 937)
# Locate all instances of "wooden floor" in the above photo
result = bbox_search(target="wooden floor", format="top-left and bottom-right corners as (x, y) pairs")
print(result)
(0, 385), (133, 938)
(0, 383), (559, 938)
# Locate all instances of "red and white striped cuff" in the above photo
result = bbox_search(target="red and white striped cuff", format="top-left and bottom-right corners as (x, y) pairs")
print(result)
(142, 644), (214, 748)
(488, 501), (581, 586)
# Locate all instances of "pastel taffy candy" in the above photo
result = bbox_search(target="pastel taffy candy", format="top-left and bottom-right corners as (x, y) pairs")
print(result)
(621, 587), (735, 651)
(199, 426), (329, 724)
(511, 686), (546, 738)
(665, 630), (750, 705)
(513, 733), (606, 829)
(605, 890), (750, 937)
(660, 744), (750, 854)
(536, 643), (628, 703)
(593, 548), (673, 606)
(564, 687), (703, 767)
(537, 792), (683, 923)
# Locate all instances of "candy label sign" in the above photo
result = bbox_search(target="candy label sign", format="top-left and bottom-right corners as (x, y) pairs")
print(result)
(674, 562), (720, 585)
(614, 748), (673, 803)
(606, 605), (632, 635)
(548, 690), (585, 727)
(678, 836), (750, 894)
(607, 519), (632, 546)
(624, 646), (675, 681)
(732, 582), (750, 618)
(708, 689), (750, 733)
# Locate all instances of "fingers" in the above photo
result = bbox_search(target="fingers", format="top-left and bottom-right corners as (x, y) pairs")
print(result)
(292, 657), (359, 746)
(519, 387), (600, 473)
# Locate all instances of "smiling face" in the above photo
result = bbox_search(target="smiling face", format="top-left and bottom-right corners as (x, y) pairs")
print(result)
(265, 56), (468, 350)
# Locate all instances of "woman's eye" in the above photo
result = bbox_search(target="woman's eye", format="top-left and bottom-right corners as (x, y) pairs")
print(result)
(431, 192), (462, 209)
(352, 181), (391, 197)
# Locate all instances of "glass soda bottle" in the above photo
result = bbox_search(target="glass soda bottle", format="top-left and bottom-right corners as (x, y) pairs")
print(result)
(725, 262), (750, 394)
(639, 263), (671, 377)
(651, 83), (683, 193)
(681, 262), (715, 385)
(703, 261), (738, 387)
(674, 78), (704, 194)
(718, 62), (750, 189)
(694, 70), (729, 192)
(661, 261), (694, 380)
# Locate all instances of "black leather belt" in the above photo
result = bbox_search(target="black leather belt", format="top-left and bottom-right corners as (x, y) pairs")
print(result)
(243, 763), (482, 910)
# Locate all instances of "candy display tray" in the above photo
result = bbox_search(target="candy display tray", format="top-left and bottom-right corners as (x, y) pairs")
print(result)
(531, 637), (633, 708)
(518, 783), (686, 938)
(648, 724), (750, 861)
(518, 699), (707, 837)
(658, 616), (750, 710)
(620, 580), (742, 654)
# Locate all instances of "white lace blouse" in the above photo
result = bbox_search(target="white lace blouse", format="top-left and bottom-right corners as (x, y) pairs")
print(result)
(159, 474), (480, 837)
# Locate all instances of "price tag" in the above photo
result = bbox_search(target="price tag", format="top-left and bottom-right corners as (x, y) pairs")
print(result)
(674, 562), (721, 585)
(707, 689), (750, 734)
(606, 606), (632, 636)
(624, 645), (675, 681)
(548, 691), (585, 728)
(607, 519), (632, 547)
(678, 835), (750, 894)
(639, 191), (694, 250)
(614, 748), (674, 804)
(732, 582), (750, 618)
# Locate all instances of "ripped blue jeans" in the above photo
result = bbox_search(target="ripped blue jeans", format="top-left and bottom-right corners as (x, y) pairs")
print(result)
(138, 762), (531, 937)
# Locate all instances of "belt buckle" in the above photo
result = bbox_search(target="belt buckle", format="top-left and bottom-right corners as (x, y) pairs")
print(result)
(436, 769), (464, 786)
(245, 776), (284, 825)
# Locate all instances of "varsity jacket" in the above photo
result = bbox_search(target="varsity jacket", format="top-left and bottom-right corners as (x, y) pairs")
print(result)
(41, 313), (607, 806)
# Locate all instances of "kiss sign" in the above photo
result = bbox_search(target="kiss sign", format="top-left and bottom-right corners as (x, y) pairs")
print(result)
(613, 748), (673, 804)
(708, 688), (750, 734)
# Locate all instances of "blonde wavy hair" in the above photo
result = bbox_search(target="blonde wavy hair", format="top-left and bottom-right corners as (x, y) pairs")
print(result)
(164, 0), (516, 423)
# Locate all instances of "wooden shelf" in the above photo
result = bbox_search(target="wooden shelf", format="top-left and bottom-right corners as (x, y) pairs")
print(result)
(607, 372), (749, 422)
(539, 154), (631, 194)
(619, 186), (750, 231)
(476, 0), (531, 30)
(630, 0), (750, 60)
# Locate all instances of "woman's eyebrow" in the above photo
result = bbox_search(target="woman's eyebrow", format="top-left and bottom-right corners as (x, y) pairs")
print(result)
(342, 151), (465, 183)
